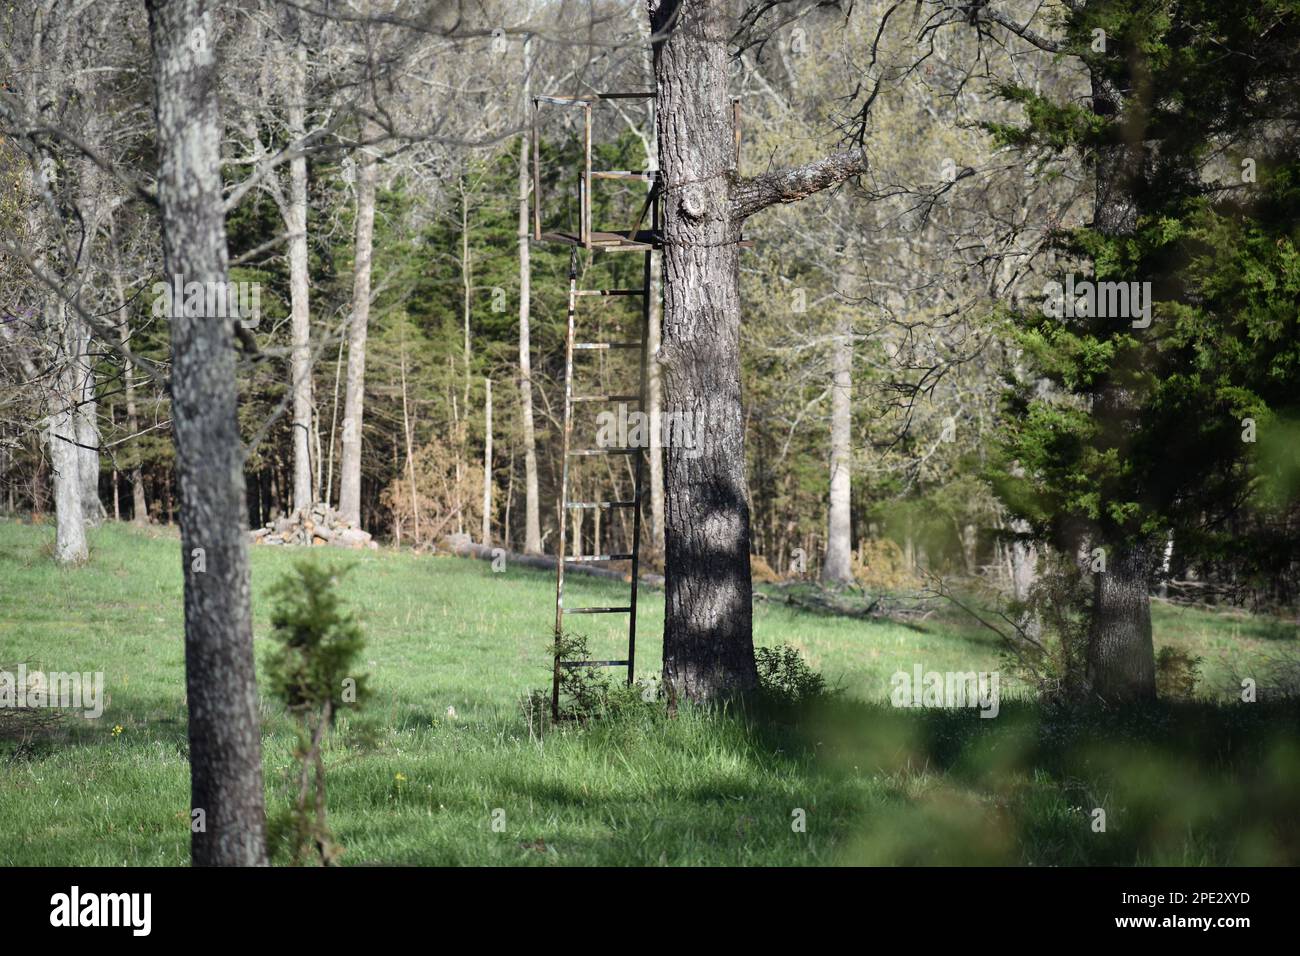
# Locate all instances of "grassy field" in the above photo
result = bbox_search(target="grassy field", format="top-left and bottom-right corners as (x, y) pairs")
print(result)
(1, 518), (1298, 866)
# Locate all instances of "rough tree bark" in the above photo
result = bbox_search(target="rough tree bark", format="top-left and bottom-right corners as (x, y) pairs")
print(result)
(1087, 542), (1157, 702)
(338, 120), (378, 528)
(648, 0), (870, 701)
(822, 313), (853, 584)
(145, 0), (268, 865)
(648, 242), (666, 553)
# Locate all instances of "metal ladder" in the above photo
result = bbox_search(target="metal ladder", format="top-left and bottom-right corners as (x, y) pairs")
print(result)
(552, 188), (658, 720)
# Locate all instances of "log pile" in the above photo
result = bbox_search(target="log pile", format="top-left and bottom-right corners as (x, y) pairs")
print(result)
(251, 504), (378, 549)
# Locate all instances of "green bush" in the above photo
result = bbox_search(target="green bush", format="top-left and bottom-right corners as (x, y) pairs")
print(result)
(754, 643), (829, 705)
(1156, 646), (1202, 701)
(264, 562), (367, 865)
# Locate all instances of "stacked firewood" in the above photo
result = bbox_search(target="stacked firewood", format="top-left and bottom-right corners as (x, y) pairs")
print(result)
(251, 504), (378, 549)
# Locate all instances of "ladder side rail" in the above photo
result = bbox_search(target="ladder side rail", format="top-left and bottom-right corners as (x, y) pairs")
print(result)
(553, 249), (580, 720)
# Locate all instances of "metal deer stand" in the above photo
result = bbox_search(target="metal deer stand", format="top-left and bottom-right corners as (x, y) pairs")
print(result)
(533, 92), (661, 720)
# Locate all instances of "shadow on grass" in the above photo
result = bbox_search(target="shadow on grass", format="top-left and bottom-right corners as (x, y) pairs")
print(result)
(732, 694), (1300, 865)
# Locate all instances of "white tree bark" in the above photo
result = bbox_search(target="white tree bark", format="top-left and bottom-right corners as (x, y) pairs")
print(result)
(482, 376), (492, 545)
(822, 315), (853, 584)
(338, 120), (379, 528)
(517, 43), (542, 554)
(47, 320), (89, 563)
(286, 31), (314, 515)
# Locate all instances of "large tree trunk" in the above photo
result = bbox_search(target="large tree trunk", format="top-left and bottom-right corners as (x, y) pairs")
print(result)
(338, 120), (378, 528)
(1085, 68), (1155, 701)
(286, 29), (314, 516)
(651, 0), (758, 701)
(146, 0), (267, 866)
(648, 0), (870, 702)
(822, 315), (853, 584)
(517, 39), (543, 554)
(1087, 542), (1157, 702)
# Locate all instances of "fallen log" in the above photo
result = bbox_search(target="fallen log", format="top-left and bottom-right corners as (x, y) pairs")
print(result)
(439, 536), (665, 589)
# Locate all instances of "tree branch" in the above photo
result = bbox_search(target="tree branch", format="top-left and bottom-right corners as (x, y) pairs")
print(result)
(730, 147), (870, 220)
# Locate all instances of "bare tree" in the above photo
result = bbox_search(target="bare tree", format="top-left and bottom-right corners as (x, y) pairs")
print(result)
(339, 118), (380, 528)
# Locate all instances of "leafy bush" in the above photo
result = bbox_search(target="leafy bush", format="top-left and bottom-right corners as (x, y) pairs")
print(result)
(522, 631), (656, 732)
(754, 643), (829, 705)
(1155, 646), (1202, 701)
(852, 538), (918, 591)
(264, 562), (367, 865)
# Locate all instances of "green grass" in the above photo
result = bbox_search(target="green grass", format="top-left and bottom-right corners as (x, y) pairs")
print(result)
(1, 518), (1297, 866)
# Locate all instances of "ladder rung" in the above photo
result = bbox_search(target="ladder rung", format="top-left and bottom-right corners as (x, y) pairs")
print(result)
(561, 606), (633, 615)
(558, 659), (632, 668)
(574, 341), (641, 350)
(566, 553), (634, 562)
(565, 500), (638, 509)
(572, 394), (640, 404)
(575, 288), (644, 296)
(589, 170), (658, 181)
(568, 448), (640, 456)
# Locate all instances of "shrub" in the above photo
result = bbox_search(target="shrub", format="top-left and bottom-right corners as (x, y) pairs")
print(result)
(754, 643), (829, 705)
(750, 553), (780, 584)
(1155, 646), (1202, 701)
(264, 562), (367, 865)
(524, 632), (656, 731)
(852, 538), (918, 591)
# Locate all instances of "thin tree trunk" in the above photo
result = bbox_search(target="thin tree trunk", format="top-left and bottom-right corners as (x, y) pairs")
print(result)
(324, 332), (344, 508)
(399, 340), (420, 544)
(114, 292), (149, 524)
(146, 0), (267, 866)
(482, 377), (492, 546)
(75, 326), (103, 528)
(517, 38), (543, 554)
(47, 330), (88, 564)
(648, 247), (665, 553)
(822, 314), (853, 584)
(287, 28), (314, 516)
(338, 119), (378, 527)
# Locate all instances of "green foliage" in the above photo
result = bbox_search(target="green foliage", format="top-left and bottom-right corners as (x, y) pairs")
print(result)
(3, 524), (1299, 865)
(540, 631), (656, 726)
(265, 562), (368, 719)
(1155, 646), (1203, 701)
(988, 0), (1300, 573)
(264, 561), (367, 865)
(754, 643), (830, 706)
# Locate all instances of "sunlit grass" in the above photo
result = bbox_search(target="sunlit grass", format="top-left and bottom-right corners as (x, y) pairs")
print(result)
(1, 518), (1297, 865)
